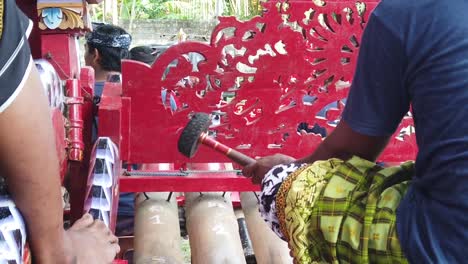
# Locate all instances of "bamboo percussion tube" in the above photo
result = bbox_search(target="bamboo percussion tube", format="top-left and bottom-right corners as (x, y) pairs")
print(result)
(240, 192), (293, 264)
(185, 192), (246, 264)
(133, 192), (184, 264)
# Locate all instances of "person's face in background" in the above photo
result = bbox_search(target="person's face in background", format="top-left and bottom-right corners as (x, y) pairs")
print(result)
(84, 42), (100, 71)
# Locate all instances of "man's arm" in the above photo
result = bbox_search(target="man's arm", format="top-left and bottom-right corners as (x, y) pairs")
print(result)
(0, 0), (72, 261)
(295, 120), (390, 164)
(243, 121), (389, 183)
(0, 1), (120, 263)
(0, 65), (73, 263)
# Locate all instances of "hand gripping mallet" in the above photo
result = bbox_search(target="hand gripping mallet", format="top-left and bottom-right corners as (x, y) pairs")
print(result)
(178, 113), (256, 166)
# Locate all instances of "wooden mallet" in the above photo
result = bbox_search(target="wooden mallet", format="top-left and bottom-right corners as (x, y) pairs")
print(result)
(178, 113), (256, 166)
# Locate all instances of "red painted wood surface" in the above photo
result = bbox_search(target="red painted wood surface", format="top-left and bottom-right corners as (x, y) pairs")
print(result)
(98, 83), (124, 147)
(120, 174), (259, 193)
(121, 163), (257, 194)
(69, 68), (96, 224)
(65, 79), (85, 161)
(51, 108), (67, 182)
(41, 34), (80, 79)
(120, 0), (417, 165)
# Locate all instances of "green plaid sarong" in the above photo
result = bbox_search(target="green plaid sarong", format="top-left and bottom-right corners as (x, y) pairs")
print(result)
(280, 156), (413, 264)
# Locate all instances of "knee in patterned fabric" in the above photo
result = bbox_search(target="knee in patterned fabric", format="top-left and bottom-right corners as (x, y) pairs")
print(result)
(259, 157), (414, 264)
(259, 163), (305, 239)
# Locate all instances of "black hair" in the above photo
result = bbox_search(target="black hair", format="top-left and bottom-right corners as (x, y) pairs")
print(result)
(129, 46), (159, 65)
(87, 24), (131, 72)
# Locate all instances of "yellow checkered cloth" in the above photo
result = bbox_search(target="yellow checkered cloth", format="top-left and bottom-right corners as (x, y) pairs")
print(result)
(277, 157), (413, 264)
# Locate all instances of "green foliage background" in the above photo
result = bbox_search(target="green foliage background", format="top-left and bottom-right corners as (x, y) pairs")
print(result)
(93, 0), (263, 21)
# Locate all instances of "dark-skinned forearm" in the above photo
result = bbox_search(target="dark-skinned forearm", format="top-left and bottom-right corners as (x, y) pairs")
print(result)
(0, 68), (72, 263)
(296, 121), (390, 165)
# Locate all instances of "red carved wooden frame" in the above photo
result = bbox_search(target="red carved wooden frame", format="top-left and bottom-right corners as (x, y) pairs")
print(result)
(119, 0), (417, 165)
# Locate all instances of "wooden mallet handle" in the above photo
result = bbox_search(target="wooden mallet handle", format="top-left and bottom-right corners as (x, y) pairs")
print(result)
(199, 132), (256, 166)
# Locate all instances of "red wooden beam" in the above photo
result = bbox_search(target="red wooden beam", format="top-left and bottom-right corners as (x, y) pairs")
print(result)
(120, 173), (259, 192)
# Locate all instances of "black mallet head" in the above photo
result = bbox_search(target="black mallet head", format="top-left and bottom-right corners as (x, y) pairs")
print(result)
(178, 113), (211, 158)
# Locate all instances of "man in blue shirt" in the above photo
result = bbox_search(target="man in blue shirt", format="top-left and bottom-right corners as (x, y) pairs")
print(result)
(244, 0), (468, 262)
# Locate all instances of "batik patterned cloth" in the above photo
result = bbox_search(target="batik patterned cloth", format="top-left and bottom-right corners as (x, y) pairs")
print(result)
(259, 163), (304, 238)
(259, 156), (413, 264)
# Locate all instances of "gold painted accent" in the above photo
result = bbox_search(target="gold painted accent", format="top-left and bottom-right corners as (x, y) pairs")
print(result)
(37, 1), (90, 30)
(0, 0), (4, 40)
(276, 165), (310, 241)
(37, 2), (82, 8)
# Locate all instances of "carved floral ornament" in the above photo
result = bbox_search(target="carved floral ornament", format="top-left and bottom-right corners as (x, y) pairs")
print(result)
(118, 0), (415, 162)
(37, 0), (101, 30)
